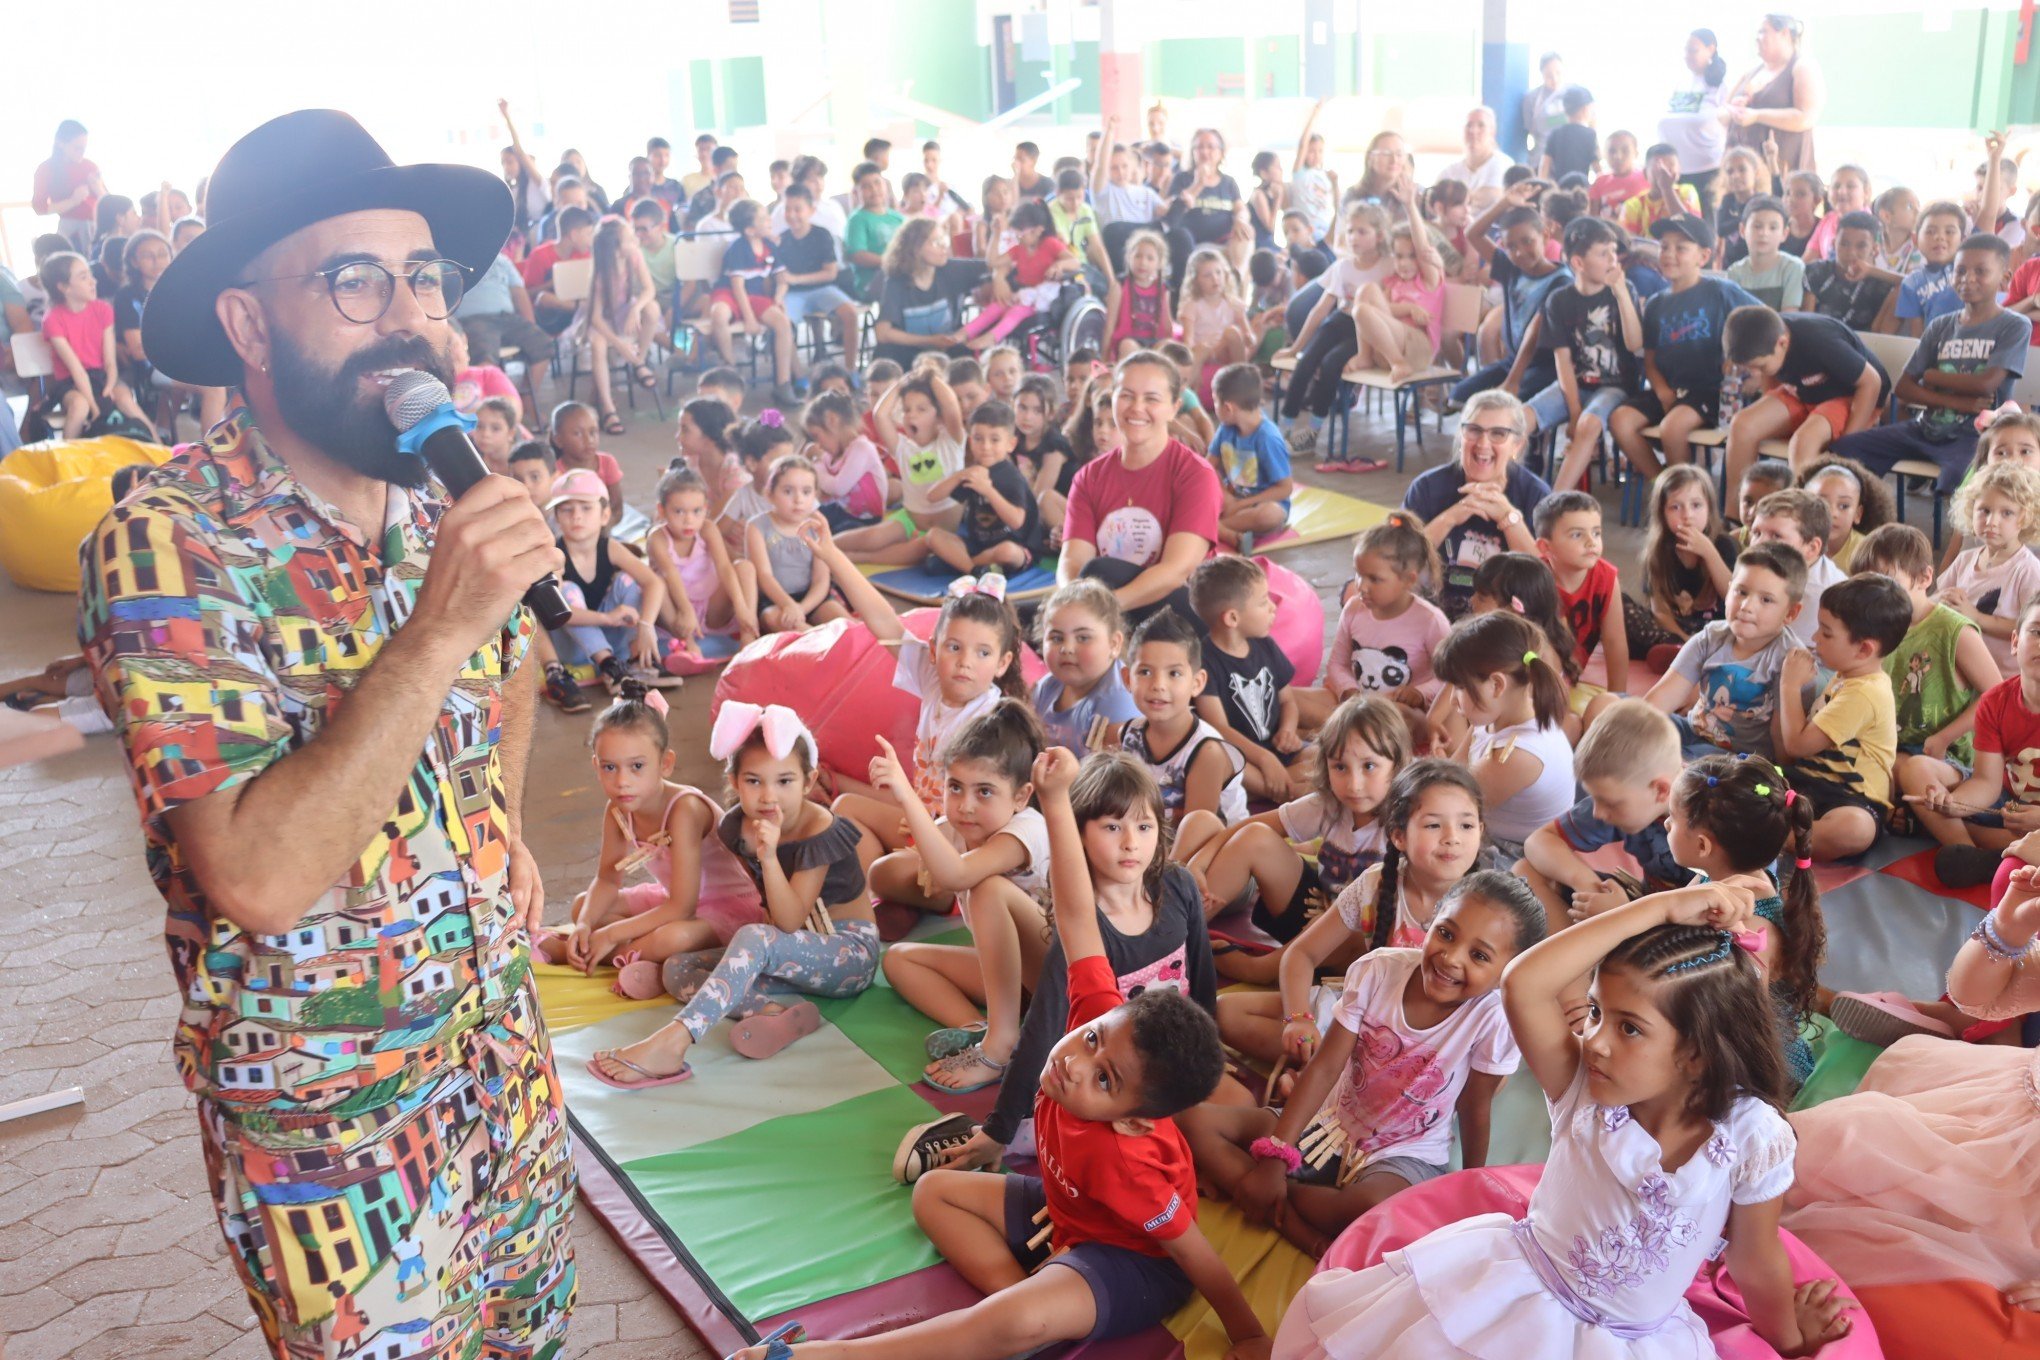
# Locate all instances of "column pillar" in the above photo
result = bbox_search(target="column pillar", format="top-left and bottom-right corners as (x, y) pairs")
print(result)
(1098, 0), (1145, 140)
(1480, 0), (1530, 163)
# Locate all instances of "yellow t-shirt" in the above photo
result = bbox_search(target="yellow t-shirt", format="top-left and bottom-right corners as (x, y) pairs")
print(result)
(1831, 529), (1866, 573)
(1794, 670), (1897, 809)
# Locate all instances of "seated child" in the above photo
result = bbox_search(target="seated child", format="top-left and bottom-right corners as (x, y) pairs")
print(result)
(1349, 218), (1447, 386)
(1014, 373), (1080, 528)
(507, 439), (555, 503)
(646, 466), (758, 656)
(872, 702), (1052, 1093)
(1188, 555), (1304, 802)
(1735, 457), (1794, 546)
(1184, 870), (1541, 1257)
(1427, 553), (1580, 757)
(1646, 541), (1806, 761)
(1932, 406), (2040, 569)
(548, 399), (625, 527)
(1433, 611), (1575, 861)
(36, 249), (154, 440)
(1891, 199), (1968, 335)
(1323, 513), (1448, 745)
(1104, 228), (1173, 361)
(815, 748), (1265, 1360)
(1872, 185), (1925, 275)
(546, 470), (674, 692)
(1799, 457), (1891, 571)
(1187, 695), (1411, 959)
(1207, 362), (1295, 548)
(471, 395), (523, 476)
(719, 416), (796, 555)
(800, 391), (887, 530)
(538, 684), (729, 981)
(946, 355), (989, 416)
(1726, 194), (1807, 309)
(1030, 580), (1139, 754)
(1936, 462), (2040, 675)
(588, 703), (877, 1089)
(1863, 522), (1997, 775)
(744, 454), (849, 634)
(1111, 610), (1247, 827)
(1520, 699), (1694, 932)
(835, 373), (968, 566)
(1178, 245), (1252, 396)
(983, 345), (1023, 404)
(673, 396), (746, 523)
(449, 325), (520, 419)
(1721, 307), (1889, 502)
(1803, 211), (1896, 330)
(1532, 490), (1627, 726)
(695, 366), (748, 414)
(924, 400), (1045, 575)
(1216, 760), (1482, 1071)
(1775, 575), (1910, 860)
(1523, 216), (1642, 494)
(1837, 232), (2030, 494)
(1748, 487), (1843, 645)
(1622, 465), (1739, 663)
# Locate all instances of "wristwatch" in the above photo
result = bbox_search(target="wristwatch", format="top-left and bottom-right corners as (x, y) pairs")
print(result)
(1504, 510), (1523, 527)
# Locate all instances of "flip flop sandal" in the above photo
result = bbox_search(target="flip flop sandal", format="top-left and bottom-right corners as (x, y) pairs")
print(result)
(923, 1045), (1009, 1094)
(925, 1021), (987, 1060)
(601, 409), (627, 436)
(1317, 458), (1389, 474)
(586, 1049), (694, 1090)
(725, 1321), (805, 1360)
(633, 364), (657, 389)
(730, 1000), (823, 1059)
(1830, 992), (1956, 1047)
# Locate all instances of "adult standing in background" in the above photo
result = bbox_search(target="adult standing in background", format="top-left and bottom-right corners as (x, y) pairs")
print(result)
(1661, 29), (1731, 219)
(1724, 14), (1826, 174)
(33, 120), (105, 254)
(1439, 108), (1515, 210)
(1519, 53), (1572, 164)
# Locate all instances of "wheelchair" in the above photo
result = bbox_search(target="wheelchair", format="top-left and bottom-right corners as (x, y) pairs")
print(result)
(1009, 279), (1108, 374)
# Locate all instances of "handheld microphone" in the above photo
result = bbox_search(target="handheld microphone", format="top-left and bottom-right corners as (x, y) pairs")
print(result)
(384, 370), (572, 630)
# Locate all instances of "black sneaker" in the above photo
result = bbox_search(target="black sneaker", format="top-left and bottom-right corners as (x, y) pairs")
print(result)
(892, 1112), (977, 1185)
(1934, 843), (2000, 890)
(542, 664), (590, 714)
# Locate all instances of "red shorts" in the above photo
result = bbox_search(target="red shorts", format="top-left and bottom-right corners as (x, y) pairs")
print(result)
(1771, 388), (1853, 437)
(710, 290), (782, 323)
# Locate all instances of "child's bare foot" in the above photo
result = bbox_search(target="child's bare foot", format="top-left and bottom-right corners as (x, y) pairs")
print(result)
(592, 1023), (694, 1083)
(1387, 363), (1416, 385)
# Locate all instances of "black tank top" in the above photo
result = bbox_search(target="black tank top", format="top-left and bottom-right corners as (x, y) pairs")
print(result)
(561, 531), (617, 609)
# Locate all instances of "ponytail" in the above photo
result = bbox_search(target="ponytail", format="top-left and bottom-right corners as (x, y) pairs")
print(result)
(1776, 775), (1826, 1021)
(1365, 757), (1486, 951)
(1434, 611), (1568, 730)
(1370, 846), (1403, 953)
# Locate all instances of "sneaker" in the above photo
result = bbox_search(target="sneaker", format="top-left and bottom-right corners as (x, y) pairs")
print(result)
(629, 661), (684, 691)
(542, 664), (590, 714)
(1934, 843), (2001, 890)
(1286, 422), (1317, 454)
(1830, 991), (1957, 1048)
(55, 695), (112, 736)
(892, 1112), (977, 1185)
(596, 655), (631, 695)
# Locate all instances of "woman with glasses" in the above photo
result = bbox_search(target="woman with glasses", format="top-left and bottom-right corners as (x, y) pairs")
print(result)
(1723, 15), (1826, 175)
(1401, 391), (1548, 617)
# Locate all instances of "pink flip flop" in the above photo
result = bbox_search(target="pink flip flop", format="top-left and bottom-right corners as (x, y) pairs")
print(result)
(730, 1001), (823, 1059)
(1829, 991), (1956, 1048)
(586, 1050), (694, 1090)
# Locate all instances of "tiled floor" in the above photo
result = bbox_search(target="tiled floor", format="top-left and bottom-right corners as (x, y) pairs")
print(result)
(0, 382), (1642, 1358)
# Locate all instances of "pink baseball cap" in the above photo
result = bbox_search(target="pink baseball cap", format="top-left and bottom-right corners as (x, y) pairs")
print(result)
(545, 468), (609, 510)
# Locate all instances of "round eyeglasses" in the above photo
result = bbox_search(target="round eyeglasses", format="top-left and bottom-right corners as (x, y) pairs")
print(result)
(231, 259), (466, 324)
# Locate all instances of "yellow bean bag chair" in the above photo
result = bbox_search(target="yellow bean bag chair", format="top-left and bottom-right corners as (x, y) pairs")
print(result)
(0, 436), (174, 593)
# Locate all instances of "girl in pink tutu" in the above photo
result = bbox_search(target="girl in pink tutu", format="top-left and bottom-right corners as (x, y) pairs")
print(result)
(1272, 884), (1858, 1359)
(1785, 855), (2040, 1313)
(538, 683), (747, 992)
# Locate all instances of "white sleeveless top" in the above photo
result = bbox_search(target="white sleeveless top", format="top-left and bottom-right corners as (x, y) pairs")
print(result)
(1472, 717), (1575, 845)
(1122, 716), (1248, 823)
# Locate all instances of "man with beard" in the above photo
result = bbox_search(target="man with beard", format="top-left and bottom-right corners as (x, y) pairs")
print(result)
(76, 110), (576, 1357)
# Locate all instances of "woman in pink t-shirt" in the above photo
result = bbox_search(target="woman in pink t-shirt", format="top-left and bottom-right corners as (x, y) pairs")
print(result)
(1058, 351), (1222, 624)
(38, 252), (151, 439)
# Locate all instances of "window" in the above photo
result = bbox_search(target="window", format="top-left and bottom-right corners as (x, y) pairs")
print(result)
(323, 1204), (344, 1231)
(336, 1239), (358, 1273)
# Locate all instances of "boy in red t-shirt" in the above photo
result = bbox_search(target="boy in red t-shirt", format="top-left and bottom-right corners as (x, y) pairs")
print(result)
(732, 748), (1269, 1360)
(1534, 490), (1628, 729)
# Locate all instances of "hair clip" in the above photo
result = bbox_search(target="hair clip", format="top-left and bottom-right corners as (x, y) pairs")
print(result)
(1783, 788), (1797, 807)
(643, 689), (670, 717)
(1664, 931), (1736, 975)
(1976, 400), (2022, 432)
(709, 701), (819, 765)
(1522, 650), (1538, 665)
(758, 408), (785, 428)
(947, 573), (1009, 602)
(1754, 783), (1771, 797)
(1510, 595), (1526, 613)
(1794, 857), (1813, 869)
(1706, 775), (1717, 786)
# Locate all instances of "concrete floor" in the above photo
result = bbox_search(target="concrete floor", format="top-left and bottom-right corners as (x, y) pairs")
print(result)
(0, 380), (1642, 1358)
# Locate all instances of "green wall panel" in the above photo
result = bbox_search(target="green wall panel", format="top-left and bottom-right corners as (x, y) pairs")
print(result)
(1152, 37), (1246, 97)
(1818, 11), (2012, 129)
(1371, 31), (1472, 100)
(884, 0), (993, 121)
(1255, 35), (1302, 98)
(722, 56), (767, 128)
(689, 58), (716, 131)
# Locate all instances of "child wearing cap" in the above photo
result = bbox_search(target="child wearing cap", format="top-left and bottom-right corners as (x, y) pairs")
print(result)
(1609, 213), (1761, 477)
(547, 469), (680, 692)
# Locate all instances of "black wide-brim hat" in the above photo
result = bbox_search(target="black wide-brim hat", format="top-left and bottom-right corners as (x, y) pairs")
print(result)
(143, 109), (511, 387)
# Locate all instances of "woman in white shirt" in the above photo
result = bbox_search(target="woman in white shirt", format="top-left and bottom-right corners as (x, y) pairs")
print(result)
(1660, 28), (1731, 220)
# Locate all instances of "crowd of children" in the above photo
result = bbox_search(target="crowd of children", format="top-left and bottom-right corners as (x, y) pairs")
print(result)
(33, 78), (2040, 1360)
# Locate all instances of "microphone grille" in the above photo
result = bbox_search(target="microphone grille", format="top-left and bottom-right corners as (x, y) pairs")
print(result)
(384, 370), (452, 432)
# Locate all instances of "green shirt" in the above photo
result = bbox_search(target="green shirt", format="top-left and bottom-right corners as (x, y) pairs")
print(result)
(845, 209), (905, 297)
(1885, 601), (1981, 762)
(1049, 200), (1100, 258)
(641, 234), (678, 295)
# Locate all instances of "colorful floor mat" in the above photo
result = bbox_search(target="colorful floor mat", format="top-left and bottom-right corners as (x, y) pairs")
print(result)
(861, 558), (1062, 605)
(547, 834), (1989, 1357)
(1251, 485), (1387, 555)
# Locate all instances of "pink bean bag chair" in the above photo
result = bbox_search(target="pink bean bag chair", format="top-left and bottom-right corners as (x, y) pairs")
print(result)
(713, 609), (1047, 785)
(1319, 1164), (1883, 1359)
(1257, 555), (1326, 686)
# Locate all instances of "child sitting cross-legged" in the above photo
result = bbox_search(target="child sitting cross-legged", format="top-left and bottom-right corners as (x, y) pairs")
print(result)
(1774, 574), (1911, 862)
(546, 470), (676, 694)
(1030, 579), (1139, 754)
(872, 701), (1052, 1094)
(1321, 512), (1448, 747)
(1531, 490), (1628, 730)
(1208, 362), (1296, 547)
(923, 399), (1046, 576)
(745, 454), (850, 635)
(1110, 610), (1248, 828)
(1935, 461), (2040, 677)
(1862, 525), (1999, 787)
(1182, 870), (1544, 1258)
(1518, 698), (1695, 942)
(758, 748), (1269, 1360)
(1621, 465), (1740, 667)
(1646, 540), (1807, 761)
(1747, 487), (1842, 646)
(588, 703), (878, 1090)
(1434, 610), (1575, 863)
(1187, 555), (1307, 804)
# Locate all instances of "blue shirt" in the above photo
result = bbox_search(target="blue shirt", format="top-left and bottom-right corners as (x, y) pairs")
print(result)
(457, 253), (521, 318)
(1553, 795), (1693, 893)
(1032, 669), (1141, 754)
(1643, 276), (1762, 399)
(1896, 260), (1960, 325)
(1209, 419), (1293, 506)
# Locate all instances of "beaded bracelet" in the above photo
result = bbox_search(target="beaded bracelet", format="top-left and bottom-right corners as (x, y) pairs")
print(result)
(1249, 1135), (1303, 1173)
(1284, 1011), (1314, 1025)
(1971, 910), (2035, 964)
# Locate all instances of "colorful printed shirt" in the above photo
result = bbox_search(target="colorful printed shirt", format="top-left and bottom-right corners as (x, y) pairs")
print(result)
(78, 411), (537, 1122)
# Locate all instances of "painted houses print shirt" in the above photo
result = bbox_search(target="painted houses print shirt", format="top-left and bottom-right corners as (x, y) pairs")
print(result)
(79, 411), (536, 1120)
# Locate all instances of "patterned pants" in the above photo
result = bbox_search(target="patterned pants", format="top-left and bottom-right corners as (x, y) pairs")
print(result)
(678, 918), (880, 1041)
(201, 984), (578, 1359)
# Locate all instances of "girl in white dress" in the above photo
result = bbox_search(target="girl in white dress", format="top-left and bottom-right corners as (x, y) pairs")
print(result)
(1273, 887), (1858, 1359)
